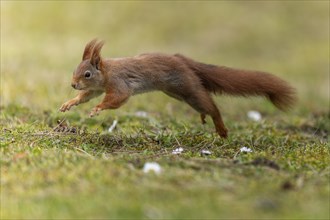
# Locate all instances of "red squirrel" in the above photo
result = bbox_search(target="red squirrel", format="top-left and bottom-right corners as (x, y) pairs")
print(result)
(60, 39), (296, 138)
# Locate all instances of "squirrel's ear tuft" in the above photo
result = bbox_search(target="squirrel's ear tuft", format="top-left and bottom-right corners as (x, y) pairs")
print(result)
(82, 39), (98, 60)
(90, 40), (105, 70)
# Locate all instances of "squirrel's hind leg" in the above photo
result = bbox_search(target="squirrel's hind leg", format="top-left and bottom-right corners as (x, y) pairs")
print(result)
(200, 114), (206, 124)
(185, 91), (228, 138)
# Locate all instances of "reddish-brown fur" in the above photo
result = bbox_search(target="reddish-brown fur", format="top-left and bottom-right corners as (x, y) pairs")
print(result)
(60, 39), (297, 138)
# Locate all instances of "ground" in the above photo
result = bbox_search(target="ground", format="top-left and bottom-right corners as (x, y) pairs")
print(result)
(1, 1), (329, 219)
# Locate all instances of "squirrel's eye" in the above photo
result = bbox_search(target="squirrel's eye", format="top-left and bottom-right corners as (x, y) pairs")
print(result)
(84, 71), (92, 79)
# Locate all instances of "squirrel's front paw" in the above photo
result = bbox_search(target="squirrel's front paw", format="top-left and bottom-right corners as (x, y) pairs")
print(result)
(59, 100), (77, 112)
(89, 107), (102, 117)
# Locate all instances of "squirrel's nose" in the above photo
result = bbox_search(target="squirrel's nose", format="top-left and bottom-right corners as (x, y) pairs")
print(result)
(71, 83), (77, 89)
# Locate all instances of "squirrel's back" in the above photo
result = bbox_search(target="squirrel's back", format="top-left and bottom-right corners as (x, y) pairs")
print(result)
(110, 53), (198, 95)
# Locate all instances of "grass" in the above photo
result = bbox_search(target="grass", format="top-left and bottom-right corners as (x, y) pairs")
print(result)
(1, 1), (329, 219)
(1, 106), (329, 219)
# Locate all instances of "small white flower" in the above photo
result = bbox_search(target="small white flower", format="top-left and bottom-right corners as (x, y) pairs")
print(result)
(200, 149), (212, 155)
(240, 146), (253, 153)
(172, 147), (184, 155)
(143, 162), (162, 174)
(247, 110), (262, 121)
(108, 120), (118, 133)
(135, 111), (148, 118)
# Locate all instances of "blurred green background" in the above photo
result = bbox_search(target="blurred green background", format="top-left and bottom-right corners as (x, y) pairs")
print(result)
(1, 1), (329, 114)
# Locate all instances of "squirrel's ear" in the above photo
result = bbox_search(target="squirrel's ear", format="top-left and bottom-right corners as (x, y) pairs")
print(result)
(82, 39), (98, 60)
(90, 40), (105, 70)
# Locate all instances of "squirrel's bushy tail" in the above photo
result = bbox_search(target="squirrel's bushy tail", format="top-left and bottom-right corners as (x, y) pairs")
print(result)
(175, 54), (297, 111)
